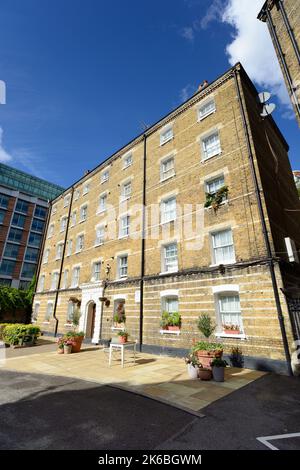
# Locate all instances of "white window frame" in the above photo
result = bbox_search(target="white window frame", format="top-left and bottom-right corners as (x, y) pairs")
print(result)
(98, 193), (107, 213)
(214, 291), (245, 338)
(67, 239), (73, 257)
(56, 243), (64, 260)
(76, 234), (84, 253)
(198, 98), (216, 121)
(162, 296), (179, 314)
(101, 170), (109, 184)
(123, 153), (133, 169)
(121, 181), (132, 201)
(62, 269), (69, 289)
(160, 124), (173, 146)
(92, 261), (102, 282)
(162, 243), (178, 273)
(48, 224), (54, 238)
(206, 175), (225, 195)
(63, 194), (71, 207)
(160, 156), (175, 182)
(45, 302), (53, 322)
(83, 182), (90, 195)
(43, 249), (50, 264)
(74, 189), (80, 200)
(119, 215), (130, 238)
(117, 255), (128, 279)
(51, 272), (59, 291)
(71, 266), (80, 287)
(32, 303), (40, 322)
(71, 211), (77, 227)
(60, 216), (68, 232)
(161, 196), (177, 224)
(95, 225), (105, 246)
(201, 130), (221, 161)
(80, 205), (88, 222)
(38, 275), (45, 292)
(211, 229), (235, 265)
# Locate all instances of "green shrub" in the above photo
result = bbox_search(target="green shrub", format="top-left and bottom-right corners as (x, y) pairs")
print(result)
(193, 341), (223, 352)
(0, 323), (11, 340)
(2, 324), (41, 345)
(197, 314), (216, 339)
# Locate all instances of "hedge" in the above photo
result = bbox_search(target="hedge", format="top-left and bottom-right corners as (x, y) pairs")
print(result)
(1, 324), (41, 345)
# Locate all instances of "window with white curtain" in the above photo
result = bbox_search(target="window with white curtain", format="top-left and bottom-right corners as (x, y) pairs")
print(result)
(161, 156), (175, 181)
(101, 170), (109, 183)
(162, 296), (179, 313)
(51, 272), (59, 290)
(71, 211), (77, 226)
(119, 215), (130, 238)
(202, 131), (221, 160)
(67, 239), (73, 256)
(67, 301), (75, 322)
(48, 224), (54, 238)
(76, 234), (84, 252)
(118, 255), (128, 278)
(218, 294), (243, 332)
(83, 183), (90, 194)
(63, 195), (71, 207)
(99, 194), (107, 213)
(121, 181), (132, 201)
(161, 197), (176, 224)
(123, 154), (132, 168)
(80, 205), (88, 222)
(60, 216), (68, 232)
(62, 269), (69, 289)
(43, 249), (50, 264)
(38, 275), (45, 292)
(74, 189), (80, 200)
(160, 125), (173, 145)
(56, 243), (64, 260)
(95, 226), (105, 245)
(92, 262), (101, 281)
(45, 303), (53, 321)
(206, 175), (225, 195)
(212, 229), (235, 264)
(163, 243), (178, 273)
(71, 267), (80, 287)
(198, 98), (216, 120)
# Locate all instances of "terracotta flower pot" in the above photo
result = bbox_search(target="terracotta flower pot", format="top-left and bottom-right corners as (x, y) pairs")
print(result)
(196, 350), (215, 369)
(119, 336), (128, 344)
(198, 369), (212, 381)
(168, 326), (180, 331)
(71, 335), (84, 353)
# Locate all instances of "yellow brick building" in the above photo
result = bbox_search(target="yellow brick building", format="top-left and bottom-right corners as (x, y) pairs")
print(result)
(33, 64), (300, 374)
(258, 0), (300, 126)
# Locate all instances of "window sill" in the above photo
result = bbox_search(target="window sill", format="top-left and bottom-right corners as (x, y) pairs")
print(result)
(115, 277), (128, 282)
(100, 180), (109, 185)
(198, 109), (216, 122)
(97, 209), (107, 215)
(215, 333), (246, 340)
(209, 260), (236, 267)
(118, 235), (129, 240)
(64, 323), (74, 328)
(159, 270), (178, 276)
(111, 326), (125, 331)
(123, 164), (132, 170)
(160, 136), (174, 147)
(79, 219), (86, 224)
(160, 219), (176, 226)
(160, 174), (176, 183)
(205, 201), (228, 210)
(160, 329), (181, 336)
(201, 151), (222, 163)
(43, 321), (50, 325)
(94, 242), (104, 247)
(120, 196), (131, 203)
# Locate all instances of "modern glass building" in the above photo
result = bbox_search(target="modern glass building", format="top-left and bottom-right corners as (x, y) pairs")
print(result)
(0, 163), (64, 288)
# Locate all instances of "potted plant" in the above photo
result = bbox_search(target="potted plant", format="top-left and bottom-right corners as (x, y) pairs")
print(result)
(185, 352), (199, 379)
(230, 346), (244, 368)
(63, 339), (74, 354)
(118, 331), (129, 344)
(160, 311), (170, 330)
(64, 330), (85, 353)
(195, 314), (223, 368)
(223, 323), (241, 335)
(211, 357), (228, 382)
(113, 313), (126, 328)
(168, 311), (181, 331)
(57, 337), (65, 354)
(198, 364), (212, 381)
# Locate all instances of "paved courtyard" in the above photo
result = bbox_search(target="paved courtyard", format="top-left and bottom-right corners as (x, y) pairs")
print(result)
(1, 338), (265, 416)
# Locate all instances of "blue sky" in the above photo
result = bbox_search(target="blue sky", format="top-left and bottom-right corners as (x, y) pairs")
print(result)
(0, 0), (299, 188)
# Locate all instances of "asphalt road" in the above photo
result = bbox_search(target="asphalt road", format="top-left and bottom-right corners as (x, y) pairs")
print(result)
(0, 370), (299, 450)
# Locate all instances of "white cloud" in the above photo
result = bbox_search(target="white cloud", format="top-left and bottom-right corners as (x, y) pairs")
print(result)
(221, 0), (288, 106)
(181, 0), (291, 113)
(179, 84), (196, 102)
(180, 26), (195, 42)
(0, 127), (13, 163)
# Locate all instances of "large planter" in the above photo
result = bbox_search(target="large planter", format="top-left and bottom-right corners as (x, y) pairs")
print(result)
(212, 366), (225, 382)
(64, 344), (72, 354)
(198, 369), (212, 381)
(196, 349), (223, 369)
(71, 335), (84, 353)
(187, 364), (199, 380)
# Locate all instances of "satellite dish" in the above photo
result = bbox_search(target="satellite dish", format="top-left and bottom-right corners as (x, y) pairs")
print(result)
(260, 103), (276, 117)
(258, 91), (271, 104)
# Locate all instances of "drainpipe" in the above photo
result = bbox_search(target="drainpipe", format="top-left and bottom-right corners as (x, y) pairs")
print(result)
(139, 134), (147, 352)
(53, 188), (74, 337)
(264, 7), (300, 121)
(233, 68), (293, 376)
(35, 200), (52, 294)
(278, 0), (300, 66)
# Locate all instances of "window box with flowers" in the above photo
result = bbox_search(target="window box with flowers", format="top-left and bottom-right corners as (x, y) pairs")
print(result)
(205, 186), (229, 212)
(222, 324), (242, 335)
(160, 311), (181, 334)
